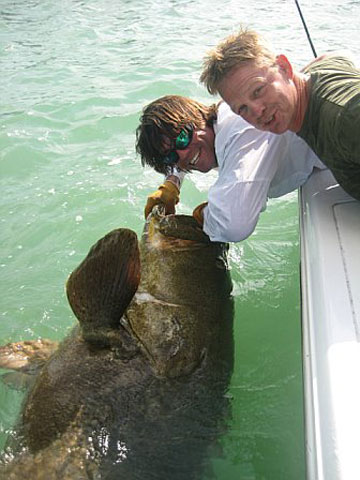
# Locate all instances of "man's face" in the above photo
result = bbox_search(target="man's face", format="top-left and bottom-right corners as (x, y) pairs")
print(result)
(163, 125), (217, 173)
(218, 56), (298, 134)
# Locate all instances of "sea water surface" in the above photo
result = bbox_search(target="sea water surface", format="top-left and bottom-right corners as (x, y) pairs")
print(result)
(0, 1), (359, 478)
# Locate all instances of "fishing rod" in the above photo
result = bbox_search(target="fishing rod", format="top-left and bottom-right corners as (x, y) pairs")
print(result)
(294, 0), (317, 58)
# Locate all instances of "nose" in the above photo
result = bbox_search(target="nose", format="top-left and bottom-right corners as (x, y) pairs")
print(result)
(248, 99), (266, 119)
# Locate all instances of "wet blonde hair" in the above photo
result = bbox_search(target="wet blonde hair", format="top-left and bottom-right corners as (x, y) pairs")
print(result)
(136, 95), (217, 174)
(200, 28), (276, 95)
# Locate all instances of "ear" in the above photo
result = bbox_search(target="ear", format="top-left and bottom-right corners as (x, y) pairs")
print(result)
(276, 54), (293, 79)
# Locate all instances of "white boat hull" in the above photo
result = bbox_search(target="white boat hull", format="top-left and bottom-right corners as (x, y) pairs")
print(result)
(300, 169), (360, 480)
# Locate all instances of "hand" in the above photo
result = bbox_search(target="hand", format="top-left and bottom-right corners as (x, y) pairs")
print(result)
(192, 202), (208, 226)
(144, 180), (180, 218)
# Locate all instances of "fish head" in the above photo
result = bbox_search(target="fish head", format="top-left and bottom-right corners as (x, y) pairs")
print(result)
(124, 205), (233, 378)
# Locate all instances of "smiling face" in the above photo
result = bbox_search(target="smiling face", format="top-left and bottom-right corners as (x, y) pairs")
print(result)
(163, 125), (217, 173)
(218, 55), (299, 134)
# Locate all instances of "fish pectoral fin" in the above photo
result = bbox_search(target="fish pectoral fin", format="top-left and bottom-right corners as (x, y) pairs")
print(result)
(0, 339), (58, 372)
(66, 228), (141, 333)
(0, 339), (58, 391)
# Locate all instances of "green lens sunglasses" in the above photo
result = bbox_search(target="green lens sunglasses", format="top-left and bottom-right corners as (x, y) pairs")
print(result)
(162, 125), (194, 166)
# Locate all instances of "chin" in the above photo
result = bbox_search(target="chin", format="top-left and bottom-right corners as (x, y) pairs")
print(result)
(200, 165), (213, 173)
(270, 124), (288, 135)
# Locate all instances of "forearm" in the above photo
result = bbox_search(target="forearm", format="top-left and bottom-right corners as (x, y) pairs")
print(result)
(201, 180), (270, 243)
(202, 201), (260, 243)
(164, 168), (186, 189)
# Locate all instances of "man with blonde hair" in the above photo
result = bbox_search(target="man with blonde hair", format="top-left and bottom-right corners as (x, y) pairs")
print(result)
(136, 95), (324, 243)
(200, 28), (360, 200)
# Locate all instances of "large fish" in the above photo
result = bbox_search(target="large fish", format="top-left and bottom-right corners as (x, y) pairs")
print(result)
(0, 207), (234, 479)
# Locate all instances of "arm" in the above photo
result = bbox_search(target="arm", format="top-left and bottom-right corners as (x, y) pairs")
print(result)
(202, 179), (270, 242)
(197, 115), (315, 242)
(164, 168), (186, 189)
(201, 126), (327, 242)
(200, 127), (282, 242)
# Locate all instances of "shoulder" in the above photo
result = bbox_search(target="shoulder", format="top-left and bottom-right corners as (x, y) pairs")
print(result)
(302, 52), (358, 75)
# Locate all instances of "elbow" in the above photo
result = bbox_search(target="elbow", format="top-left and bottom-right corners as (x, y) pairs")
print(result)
(204, 214), (258, 243)
(220, 219), (257, 242)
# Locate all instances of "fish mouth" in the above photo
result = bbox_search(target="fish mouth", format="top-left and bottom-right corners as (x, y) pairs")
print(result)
(145, 205), (211, 245)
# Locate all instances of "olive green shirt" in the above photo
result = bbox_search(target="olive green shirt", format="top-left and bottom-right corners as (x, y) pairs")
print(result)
(298, 55), (360, 200)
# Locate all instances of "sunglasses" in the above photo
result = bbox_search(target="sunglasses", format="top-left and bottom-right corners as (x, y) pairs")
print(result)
(162, 125), (194, 166)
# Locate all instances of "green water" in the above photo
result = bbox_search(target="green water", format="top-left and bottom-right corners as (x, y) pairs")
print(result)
(1, 0), (359, 478)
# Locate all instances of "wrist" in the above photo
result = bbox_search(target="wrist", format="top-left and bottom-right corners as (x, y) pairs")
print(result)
(162, 179), (180, 196)
(165, 175), (181, 189)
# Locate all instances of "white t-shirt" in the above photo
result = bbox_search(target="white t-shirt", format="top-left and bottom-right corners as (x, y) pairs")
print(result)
(169, 102), (325, 243)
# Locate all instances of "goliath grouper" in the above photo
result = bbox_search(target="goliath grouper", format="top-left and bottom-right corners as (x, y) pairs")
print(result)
(0, 207), (234, 480)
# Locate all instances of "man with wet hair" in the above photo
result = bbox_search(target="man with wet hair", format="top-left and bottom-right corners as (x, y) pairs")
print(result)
(200, 28), (360, 200)
(136, 95), (324, 243)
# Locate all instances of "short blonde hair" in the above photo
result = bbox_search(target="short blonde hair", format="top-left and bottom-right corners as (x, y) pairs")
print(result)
(200, 28), (276, 95)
